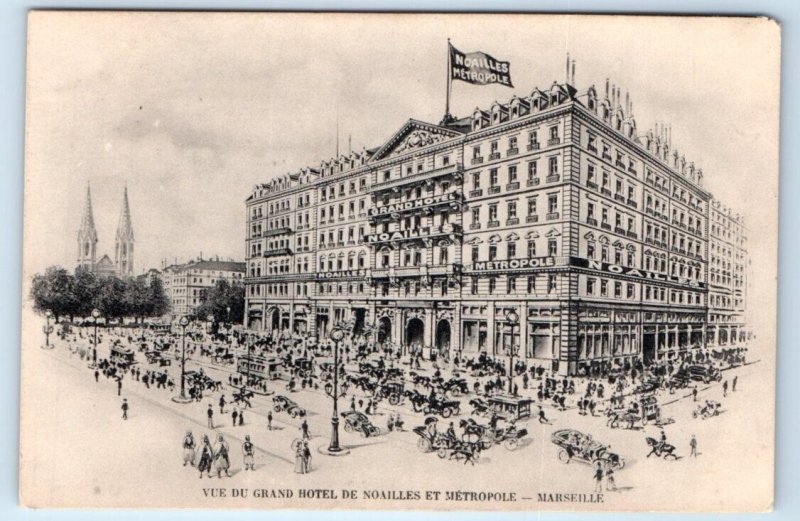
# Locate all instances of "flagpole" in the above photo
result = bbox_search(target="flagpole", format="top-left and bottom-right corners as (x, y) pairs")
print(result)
(445, 38), (452, 120)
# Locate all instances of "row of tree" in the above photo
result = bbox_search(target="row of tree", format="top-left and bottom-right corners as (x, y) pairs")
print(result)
(191, 279), (245, 331)
(30, 266), (170, 322)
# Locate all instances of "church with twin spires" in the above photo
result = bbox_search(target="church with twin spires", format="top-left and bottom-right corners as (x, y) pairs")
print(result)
(76, 183), (135, 278)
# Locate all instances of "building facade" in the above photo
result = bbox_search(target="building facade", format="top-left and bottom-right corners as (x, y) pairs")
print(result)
(162, 259), (246, 317)
(707, 200), (749, 347)
(244, 78), (748, 375)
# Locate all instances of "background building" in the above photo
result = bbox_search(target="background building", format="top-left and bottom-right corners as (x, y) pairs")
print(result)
(244, 72), (748, 375)
(162, 257), (245, 317)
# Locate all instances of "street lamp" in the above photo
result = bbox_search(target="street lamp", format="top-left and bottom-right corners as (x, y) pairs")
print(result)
(506, 309), (520, 395)
(89, 308), (100, 368)
(172, 315), (192, 404)
(42, 310), (54, 349)
(320, 323), (350, 456)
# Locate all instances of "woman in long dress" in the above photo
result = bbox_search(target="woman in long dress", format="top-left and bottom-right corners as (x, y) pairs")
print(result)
(197, 435), (213, 478)
(214, 434), (231, 478)
(294, 440), (309, 474)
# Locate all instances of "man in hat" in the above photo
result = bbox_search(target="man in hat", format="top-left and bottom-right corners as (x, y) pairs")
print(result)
(242, 435), (255, 471)
(121, 398), (129, 420)
(207, 404), (214, 428)
(182, 431), (196, 467)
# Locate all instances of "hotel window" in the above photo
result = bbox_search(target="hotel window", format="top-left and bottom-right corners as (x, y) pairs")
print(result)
(489, 204), (498, 221)
(615, 213), (622, 229)
(489, 245), (497, 261)
(509, 165), (518, 183)
(528, 130), (538, 146)
(549, 126), (558, 141)
(586, 277), (596, 294)
(548, 194), (558, 214)
(547, 275), (557, 294)
(527, 240), (536, 257)
(614, 281), (623, 298)
(627, 283), (635, 299)
(360, 178), (366, 190)
(488, 277), (497, 294)
(548, 238), (557, 256)
(472, 246), (479, 262)
(383, 170), (391, 182)
(440, 247), (448, 265)
(528, 197), (537, 216)
(588, 203), (595, 220)
(600, 279), (608, 296)
(509, 136), (518, 150)
(627, 251), (634, 266)
(471, 277), (479, 295)
(627, 217), (635, 232)
(528, 160), (538, 180)
(601, 207), (609, 225)
(473, 146), (481, 159)
(472, 207), (480, 224)
(508, 241), (516, 258)
(614, 250), (622, 265)
(472, 173), (480, 190)
(587, 242), (596, 259)
(490, 141), (499, 153)
(382, 252), (390, 267)
(507, 276), (517, 293)
(490, 169), (499, 187)
(587, 164), (596, 184)
(548, 157), (559, 176)
(587, 134), (596, 151)
(615, 179), (623, 195)
(508, 201), (517, 219)
(443, 156), (451, 166)
(602, 245), (609, 262)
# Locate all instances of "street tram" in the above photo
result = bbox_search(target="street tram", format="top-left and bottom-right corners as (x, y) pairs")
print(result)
(488, 394), (533, 421)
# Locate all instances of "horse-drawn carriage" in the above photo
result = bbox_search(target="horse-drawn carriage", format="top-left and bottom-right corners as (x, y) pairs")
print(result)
(291, 357), (315, 378)
(459, 417), (528, 451)
(439, 377), (470, 397)
(693, 400), (721, 420)
(110, 345), (137, 368)
(402, 390), (460, 418)
(413, 418), (482, 464)
(144, 350), (170, 367)
(551, 429), (625, 469)
(341, 411), (381, 437)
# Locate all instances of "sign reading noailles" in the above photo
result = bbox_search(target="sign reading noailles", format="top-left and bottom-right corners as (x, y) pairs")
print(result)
(450, 44), (513, 87)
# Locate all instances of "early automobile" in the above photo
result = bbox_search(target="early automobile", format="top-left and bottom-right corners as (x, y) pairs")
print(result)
(551, 429), (625, 469)
(272, 395), (306, 418)
(459, 417), (528, 451)
(440, 377), (470, 397)
(291, 357), (315, 378)
(413, 418), (483, 463)
(341, 411), (381, 437)
(423, 396), (461, 418)
(693, 400), (721, 419)
(674, 364), (722, 386)
(376, 380), (405, 405)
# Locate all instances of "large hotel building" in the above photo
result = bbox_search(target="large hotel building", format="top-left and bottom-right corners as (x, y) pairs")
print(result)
(244, 76), (749, 375)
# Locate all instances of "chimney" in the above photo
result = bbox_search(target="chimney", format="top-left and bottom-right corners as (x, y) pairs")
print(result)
(571, 59), (576, 85)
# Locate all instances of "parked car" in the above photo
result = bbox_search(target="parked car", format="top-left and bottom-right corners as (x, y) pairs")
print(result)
(272, 395), (306, 418)
(341, 411), (381, 437)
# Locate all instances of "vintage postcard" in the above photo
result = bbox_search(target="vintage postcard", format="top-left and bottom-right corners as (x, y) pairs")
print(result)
(20, 11), (780, 511)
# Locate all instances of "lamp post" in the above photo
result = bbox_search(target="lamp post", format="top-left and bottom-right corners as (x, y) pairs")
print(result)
(506, 309), (519, 395)
(172, 316), (192, 403)
(42, 310), (54, 349)
(89, 308), (100, 368)
(320, 323), (350, 456)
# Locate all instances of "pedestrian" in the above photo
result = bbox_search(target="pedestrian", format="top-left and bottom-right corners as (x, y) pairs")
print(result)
(242, 435), (255, 471)
(182, 431), (196, 467)
(117, 378), (122, 396)
(350, 395), (356, 412)
(267, 411), (273, 431)
(198, 435), (213, 478)
(214, 434), (231, 478)
(121, 398), (129, 420)
(219, 395), (226, 414)
(238, 409), (244, 427)
(301, 419), (309, 440)
(294, 440), (309, 474)
(94, 369), (99, 382)
(232, 408), (238, 427)
(723, 380), (728, 397)
(733, 376), (738, 392)
(593, 462), (604, 493)
(207, 404), (214, 429)
(690, 434), (698, 457)
(692, 386), (698, 402)
(537, 406), (550, 424)
(358, 398), (364, 411)
(605, 464), (617, 492)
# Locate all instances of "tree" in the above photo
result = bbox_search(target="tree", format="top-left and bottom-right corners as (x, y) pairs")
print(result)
(30, 266), (78, 321)
(93, 276), (127, 322)
(124, 277), (150, 323)
(73, 266), (100, 318)
(147, 277), (170, 318)
(193, 279), (244, 326)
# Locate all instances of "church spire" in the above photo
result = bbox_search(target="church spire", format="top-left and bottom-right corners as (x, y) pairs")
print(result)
(76, 182), (98, 271)
(114, 185), (135, 277)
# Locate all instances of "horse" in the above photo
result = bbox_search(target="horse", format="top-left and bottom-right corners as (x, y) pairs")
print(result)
(645, 437), (678, 460)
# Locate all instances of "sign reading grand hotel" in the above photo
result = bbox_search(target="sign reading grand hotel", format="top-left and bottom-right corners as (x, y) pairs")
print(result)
(369, 192), (458, 217)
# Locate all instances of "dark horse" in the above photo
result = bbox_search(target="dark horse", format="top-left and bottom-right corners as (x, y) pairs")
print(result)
(645, 437), (679, 460)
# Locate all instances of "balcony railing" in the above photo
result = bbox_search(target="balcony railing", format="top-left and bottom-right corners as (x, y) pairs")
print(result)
(262, 226), (293, 238)
(469, 223), (481, 230)
(527, 142), (540, 151)
(371, 162), (462, 192)
(507, 147), (519, 156)
(527, 178), (540, 187)
(488, 186), (501, 195)
(488, 220), (500, 228)
(546, 212), (560, 220)
(548, 137), (561, 146)
(526, 215), (539, 223)
(626, 199), (638, 209)
(601, 187), (612, 196)
(506, 218), (520, 226)
(587, 217), (598, 226)
(546, 174), (560, 183)
(471, 157), (484, 165)
(263, 247), (293, 257)
(587, 181), (598, 189)
(489, 152), (501, 160)
(506, 182), (520, 191)
(469, 189), (483, 198)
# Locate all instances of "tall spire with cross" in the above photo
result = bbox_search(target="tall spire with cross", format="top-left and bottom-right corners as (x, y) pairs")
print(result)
(114, 184), (135, 277)
(76, 182), (98, 272)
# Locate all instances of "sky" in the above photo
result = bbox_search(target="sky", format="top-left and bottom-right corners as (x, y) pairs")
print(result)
(24, 13), (780, 287)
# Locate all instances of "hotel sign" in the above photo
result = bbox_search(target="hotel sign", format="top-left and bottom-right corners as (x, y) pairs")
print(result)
(316, 269), (368, 280)
(470, 256), (560, 271)
(366, 224), (460, 244)
(574, 258), (706, 289)
(369, 192), (459, 217)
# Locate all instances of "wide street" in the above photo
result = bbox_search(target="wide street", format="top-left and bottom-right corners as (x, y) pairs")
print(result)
(20, 320), (773, 511)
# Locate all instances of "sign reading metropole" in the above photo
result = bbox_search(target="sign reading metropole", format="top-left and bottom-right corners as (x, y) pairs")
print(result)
(449, 44), (513, 87)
